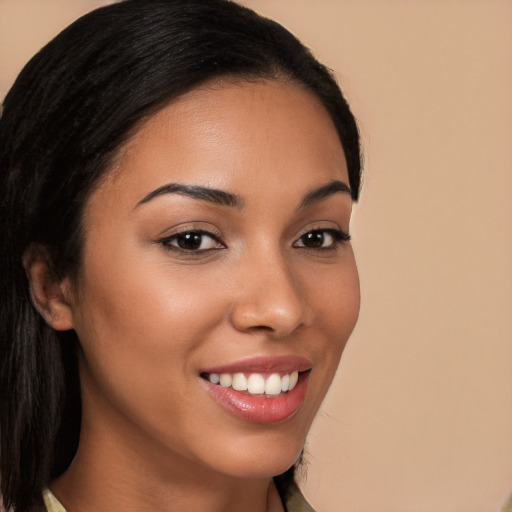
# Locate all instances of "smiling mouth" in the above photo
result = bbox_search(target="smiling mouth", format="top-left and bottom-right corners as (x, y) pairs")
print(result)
(200, 370), (306, 397)
(200, 358), (312, 423)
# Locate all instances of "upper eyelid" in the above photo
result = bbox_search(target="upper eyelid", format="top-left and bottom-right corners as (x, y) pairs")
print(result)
(159, 229), (223, 244)
(155, 222), (223, 240)
(167, 227), (220, 237)
(294, 222), (347, 238)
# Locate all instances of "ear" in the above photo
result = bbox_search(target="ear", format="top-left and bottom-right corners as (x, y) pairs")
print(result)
(23, 246), (75, 331)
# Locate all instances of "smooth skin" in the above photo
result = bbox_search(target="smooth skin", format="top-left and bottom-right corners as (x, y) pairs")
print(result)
(28, 79), (360, 511)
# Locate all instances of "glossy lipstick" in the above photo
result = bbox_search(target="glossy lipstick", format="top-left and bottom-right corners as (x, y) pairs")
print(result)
(200, 356), (311, 424)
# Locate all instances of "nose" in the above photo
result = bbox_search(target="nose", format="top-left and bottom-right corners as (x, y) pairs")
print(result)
(228, 251), (312, 338)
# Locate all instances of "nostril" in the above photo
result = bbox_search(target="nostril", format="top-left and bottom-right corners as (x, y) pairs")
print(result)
(249, 325), (274, 332)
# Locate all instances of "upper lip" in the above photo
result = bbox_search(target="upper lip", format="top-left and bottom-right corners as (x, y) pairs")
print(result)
(200, 355), (312, 375)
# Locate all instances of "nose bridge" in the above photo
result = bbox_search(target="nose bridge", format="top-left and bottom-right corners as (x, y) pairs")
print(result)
(229, 242), (309, 337)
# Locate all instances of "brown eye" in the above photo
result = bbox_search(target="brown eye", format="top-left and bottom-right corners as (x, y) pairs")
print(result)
(300, 231), (327, 248)
(294, 229), (350, 249)
(161, 231), (224, 252)
(175, 233), (204, 250)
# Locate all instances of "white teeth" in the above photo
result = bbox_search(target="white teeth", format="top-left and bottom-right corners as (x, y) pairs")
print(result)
(219, 373), (232, 387)
(289, 371), (299, 390)
(265, 373), (282, 395)
(207, 371), (302, 396)
(232, 373), (248, 391)
(209, 373), (220, 385)
(281, 374), (290, 392)
(247, 373), (265, 394)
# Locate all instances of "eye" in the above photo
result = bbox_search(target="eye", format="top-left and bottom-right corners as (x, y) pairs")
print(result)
(159, 230), (224, 252)
(294, 229), (350, 249)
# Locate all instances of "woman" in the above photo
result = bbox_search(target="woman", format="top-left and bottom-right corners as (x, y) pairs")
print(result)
(0, 0), (362, 510)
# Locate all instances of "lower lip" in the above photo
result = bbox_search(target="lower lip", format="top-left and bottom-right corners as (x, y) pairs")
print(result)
(202, 372), (309, 424)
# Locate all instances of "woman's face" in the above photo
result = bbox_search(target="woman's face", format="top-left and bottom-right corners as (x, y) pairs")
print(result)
(68, 80), (360, 480)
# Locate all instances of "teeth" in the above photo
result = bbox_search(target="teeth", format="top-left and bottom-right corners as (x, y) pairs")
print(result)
(219, 373), (232, 387)
(232, 373), (248, 391)
(281, 374), (290, 392)
(208, 370), (300, 396)
(247, 373), (265, 394)
(289, 371), (298, 390)
(265, 373), (282, 395)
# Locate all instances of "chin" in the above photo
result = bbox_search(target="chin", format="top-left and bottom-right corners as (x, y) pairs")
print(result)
(205, 428), (307, 480)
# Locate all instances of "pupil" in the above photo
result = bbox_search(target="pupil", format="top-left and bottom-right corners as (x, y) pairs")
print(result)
(178, 233), (202, 250)
(303, 231), (324, 248)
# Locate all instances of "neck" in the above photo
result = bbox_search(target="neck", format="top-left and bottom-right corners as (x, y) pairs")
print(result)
(52, 470), (283, 512)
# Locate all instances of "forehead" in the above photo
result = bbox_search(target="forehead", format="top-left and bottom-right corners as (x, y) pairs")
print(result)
(95, 79), (349, 209)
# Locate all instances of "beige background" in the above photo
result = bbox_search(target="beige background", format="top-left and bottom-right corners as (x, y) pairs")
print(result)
(1, 1), (511, 511)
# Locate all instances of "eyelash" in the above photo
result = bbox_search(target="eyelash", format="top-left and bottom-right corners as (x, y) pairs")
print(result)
(293, 228), (351, 251)
(157, 228), (351, 255)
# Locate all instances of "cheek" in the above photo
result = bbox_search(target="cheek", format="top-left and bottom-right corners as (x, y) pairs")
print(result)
(70, 248), (230, 404)
(308, 252), (360, 338)
(303, 252), (360, 394)
(278, 263), (359, 442)
(70, 254), (236, 456)
(75, 250), (226, 344)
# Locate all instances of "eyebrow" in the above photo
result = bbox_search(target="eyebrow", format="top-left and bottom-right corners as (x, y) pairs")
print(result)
(298, 180), (352, 209)
(135, 179), (351, 210)
(135, 183), (244, 209)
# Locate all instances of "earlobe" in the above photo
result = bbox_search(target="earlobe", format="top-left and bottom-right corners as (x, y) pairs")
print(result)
(23, 247), (75, 331)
